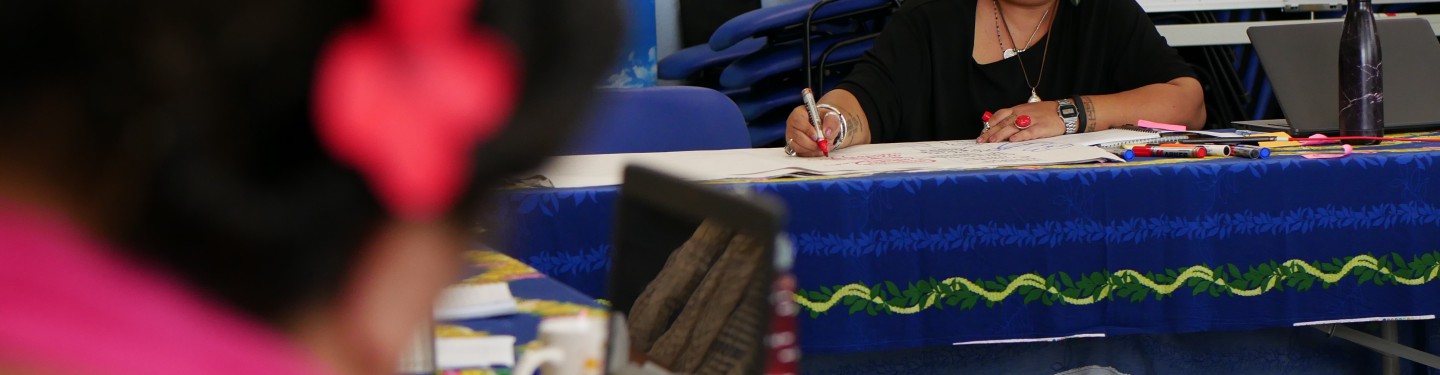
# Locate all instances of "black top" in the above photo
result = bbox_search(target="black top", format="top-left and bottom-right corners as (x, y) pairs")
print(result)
(836, 0), (1195, 143)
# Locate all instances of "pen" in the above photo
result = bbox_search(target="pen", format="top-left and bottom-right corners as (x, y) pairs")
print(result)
(802, 88), (829, 157)
(1174, 136), (1277, 144)
(1231, 145), (1271, 159)
(1132, 146), (1206, 158)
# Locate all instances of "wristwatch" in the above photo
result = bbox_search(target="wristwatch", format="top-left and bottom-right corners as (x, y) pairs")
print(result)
(1056, 99), (1080, 135)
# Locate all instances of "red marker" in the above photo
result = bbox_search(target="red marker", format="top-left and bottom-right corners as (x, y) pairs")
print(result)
(802, 88), (829, 157)
(981, 111), (993, 123)
(1132, 146), (1206, 158)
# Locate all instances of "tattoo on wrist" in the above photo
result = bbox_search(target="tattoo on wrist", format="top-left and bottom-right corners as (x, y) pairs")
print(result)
(1082, 96), (1097, 133)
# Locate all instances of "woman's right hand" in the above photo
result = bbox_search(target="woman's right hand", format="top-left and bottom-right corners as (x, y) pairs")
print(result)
(784, 105), (842, 157)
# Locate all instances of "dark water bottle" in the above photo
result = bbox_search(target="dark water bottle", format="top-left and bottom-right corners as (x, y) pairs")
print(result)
(1339, 0), (1383, 145)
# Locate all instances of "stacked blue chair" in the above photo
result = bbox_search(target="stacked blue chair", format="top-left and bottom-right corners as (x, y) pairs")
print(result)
(565, 86), (750, 155)
(657, 0), (898, 147)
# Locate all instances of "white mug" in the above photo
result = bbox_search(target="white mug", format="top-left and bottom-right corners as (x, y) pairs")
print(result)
(513, 315), (607, 375)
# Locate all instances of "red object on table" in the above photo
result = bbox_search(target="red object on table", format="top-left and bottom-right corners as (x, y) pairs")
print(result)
(765, 273), (801, 375)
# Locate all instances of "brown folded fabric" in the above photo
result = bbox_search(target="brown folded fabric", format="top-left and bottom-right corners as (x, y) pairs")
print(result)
(647, 230), (767, 373)
(693, 265), (769, 375)
(625, 221), (735, 353)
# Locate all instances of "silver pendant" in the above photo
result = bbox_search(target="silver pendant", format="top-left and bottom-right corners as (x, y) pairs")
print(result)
(1027, 90), (1041, 103)
(1002, 48), (1019, 59)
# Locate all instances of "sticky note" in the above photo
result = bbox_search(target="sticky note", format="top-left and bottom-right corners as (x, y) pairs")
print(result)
(1300, 134), (1339, 146)
(1259, 141), (1303, 148)
(1136, 120), (1187, 132)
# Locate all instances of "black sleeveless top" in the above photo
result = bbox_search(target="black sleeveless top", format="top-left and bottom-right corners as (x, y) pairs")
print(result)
(836, 0), (1195, 143)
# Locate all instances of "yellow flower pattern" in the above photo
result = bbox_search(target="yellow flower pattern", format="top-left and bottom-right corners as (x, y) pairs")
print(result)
(461, 250), (543, 285)
(431, 250), (608, 373)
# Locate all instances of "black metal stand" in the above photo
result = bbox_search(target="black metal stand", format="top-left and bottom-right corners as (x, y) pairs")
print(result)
(803, 0), (842, 92)
(1315, 323), (1440, 372)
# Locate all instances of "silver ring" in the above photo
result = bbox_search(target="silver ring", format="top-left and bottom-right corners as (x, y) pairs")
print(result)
(783, 138), (797, 156)
(816, 104), (848, 149)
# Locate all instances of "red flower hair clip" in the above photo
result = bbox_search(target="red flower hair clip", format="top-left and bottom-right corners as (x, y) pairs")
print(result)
(314, 0), (519, 220)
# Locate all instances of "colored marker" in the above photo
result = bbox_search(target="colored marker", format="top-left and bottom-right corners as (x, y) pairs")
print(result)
(802, 88), (829, 157)
(1101, 147), (1135, 161)
(1162, 143), (1231, 157)
(1231, 145), (1271, 159)
(1132, 145), (1206, 158)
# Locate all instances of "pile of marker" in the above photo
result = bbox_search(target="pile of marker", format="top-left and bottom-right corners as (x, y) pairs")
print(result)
(1102, 136), (1273, 161)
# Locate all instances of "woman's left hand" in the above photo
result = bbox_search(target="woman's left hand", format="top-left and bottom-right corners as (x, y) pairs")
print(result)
(977, 101), (1064, 143)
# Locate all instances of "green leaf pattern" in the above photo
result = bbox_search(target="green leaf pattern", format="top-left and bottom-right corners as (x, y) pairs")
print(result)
(795, 252), (1440, 317)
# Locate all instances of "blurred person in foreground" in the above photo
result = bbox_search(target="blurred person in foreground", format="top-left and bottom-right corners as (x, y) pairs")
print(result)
(0, 1), (619, 374)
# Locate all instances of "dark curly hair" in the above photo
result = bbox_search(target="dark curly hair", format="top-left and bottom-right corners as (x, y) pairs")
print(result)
(0, 0), (621, 324)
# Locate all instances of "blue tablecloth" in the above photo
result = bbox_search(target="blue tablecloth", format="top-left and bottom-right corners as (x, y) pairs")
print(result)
(495, 134), (1440, 355)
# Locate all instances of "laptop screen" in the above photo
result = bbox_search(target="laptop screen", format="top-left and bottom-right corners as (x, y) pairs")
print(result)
(609, 165), (785, 374)
(1244, 18), (1440, 134)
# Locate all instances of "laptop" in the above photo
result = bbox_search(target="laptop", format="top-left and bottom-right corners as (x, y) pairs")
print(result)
(1232, 18), (1440, 136)
(606, 165), (788, 374)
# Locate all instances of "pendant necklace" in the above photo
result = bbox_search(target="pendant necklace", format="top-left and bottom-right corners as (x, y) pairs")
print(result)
(994, 0), (1056, 103)
(993, 0), (1051, 59)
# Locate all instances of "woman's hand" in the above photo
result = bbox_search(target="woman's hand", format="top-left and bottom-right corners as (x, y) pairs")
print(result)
(976, 101), (1063, 143)
(784, 105), (842, 157)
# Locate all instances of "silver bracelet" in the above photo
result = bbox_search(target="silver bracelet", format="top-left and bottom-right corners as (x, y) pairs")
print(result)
(815, 104), (849, 149)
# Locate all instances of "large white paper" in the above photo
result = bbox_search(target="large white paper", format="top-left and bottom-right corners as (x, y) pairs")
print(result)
(533, 138), (1123, 188)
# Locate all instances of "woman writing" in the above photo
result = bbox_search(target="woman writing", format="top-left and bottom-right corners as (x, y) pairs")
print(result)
(786, 0), (1205, 156)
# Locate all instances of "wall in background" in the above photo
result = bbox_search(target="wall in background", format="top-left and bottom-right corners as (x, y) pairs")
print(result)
(657, 0), (681, 62)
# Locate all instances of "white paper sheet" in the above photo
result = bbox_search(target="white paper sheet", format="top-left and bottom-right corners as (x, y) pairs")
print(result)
(436, 335), (517, 369)
(1045, 128), (1164, 146)
(434, 283), (518, 321)
(534, 138), (1124, 188)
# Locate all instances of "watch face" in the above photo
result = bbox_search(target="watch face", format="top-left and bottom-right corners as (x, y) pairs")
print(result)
(1061, 107), (1078, 117)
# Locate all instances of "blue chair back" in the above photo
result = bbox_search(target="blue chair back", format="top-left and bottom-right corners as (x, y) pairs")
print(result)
(708, 0), (891, 51)
(566, 86), (750, 155)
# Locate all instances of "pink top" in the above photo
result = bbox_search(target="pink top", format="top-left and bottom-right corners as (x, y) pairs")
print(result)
(0, 200), (330, 375)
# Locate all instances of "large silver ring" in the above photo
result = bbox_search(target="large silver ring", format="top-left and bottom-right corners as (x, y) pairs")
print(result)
(783, 138), (797, 156)
(816, 104), (848, 149)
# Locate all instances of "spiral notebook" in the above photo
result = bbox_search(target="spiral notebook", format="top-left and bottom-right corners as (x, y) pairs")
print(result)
(1050, 127), (1192, 148)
